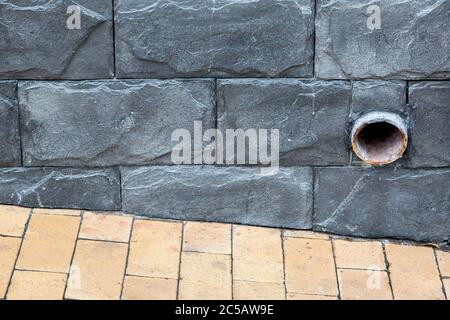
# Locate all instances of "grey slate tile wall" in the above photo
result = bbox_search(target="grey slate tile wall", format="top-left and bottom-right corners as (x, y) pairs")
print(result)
(0, 0), (114, 79)
(0, 167), (121, 210)
(115, 0), (315, 78)
(314, 167), (450, 242)
(121, 166), (313, 229)
(0, 81), (21, 166)
(19, 80), (215, 166)
(316, 0), (450, 79)
(0, 0), (448, 242)
(351, 80), (407, 114)
(217, 79), (351, 165)
(406, 81), (450, 168)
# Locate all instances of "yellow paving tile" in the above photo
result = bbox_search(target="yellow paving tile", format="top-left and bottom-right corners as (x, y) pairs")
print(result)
(16, 214), (80, 273)
(79, 212), (132, 243)
(443, 278), (449, 299)
(0, 237), (21, 298)
(233, 225), (283, 283)
(233, 281), (285, 300)
(33, 208), (81, 216)
(65, 240), (128, 300)
(283, 230), (329, 240)
(333, 239), (385, 270)
(127, 220), (182, 279)
(436, 250), (450, 277)
(0, 205), (30, 237)
(183, 221), (231, 254)
(338, 269), (392, 300)
(122, 276), (177, 300)
(179, 252), (232, 300)
(287, 293), (337, 300)
(7, 270), (66, 300)
(284, 237), (338, 296)
(385, 244), (445, 300)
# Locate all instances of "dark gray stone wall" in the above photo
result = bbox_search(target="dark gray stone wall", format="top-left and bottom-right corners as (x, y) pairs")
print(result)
(115, 0), (314, 78)
(316, 0), (450, 79)
(0, 81), (20, 166)
(314, 167), (450, 242)
(0, 167), (120, 210)
(217, 79), (351, 165)
(0, 0), (448, 243)
(351, 80), (407, 114)
(406, 82), (450, 168)
(122, 166), (313, 229)
(0, 0), (113, 79)
(19, 80), (215, 166)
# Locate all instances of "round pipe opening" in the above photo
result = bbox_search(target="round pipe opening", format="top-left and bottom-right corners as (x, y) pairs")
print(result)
(351, 112), (408, 165)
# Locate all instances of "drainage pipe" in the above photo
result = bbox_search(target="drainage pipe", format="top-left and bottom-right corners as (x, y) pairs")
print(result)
(351, 111), (408, 165)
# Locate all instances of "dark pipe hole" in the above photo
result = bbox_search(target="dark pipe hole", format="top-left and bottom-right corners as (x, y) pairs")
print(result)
(359, 122), (398, 146)
(356, 122), (405, 163)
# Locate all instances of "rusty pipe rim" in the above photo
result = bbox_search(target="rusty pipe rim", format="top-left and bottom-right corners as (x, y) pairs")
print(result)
(351, 112), (408, 166)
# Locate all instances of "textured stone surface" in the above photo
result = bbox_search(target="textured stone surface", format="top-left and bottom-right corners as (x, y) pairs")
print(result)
(316, 0), (450, 79)
(115, 0), (314, 78)
(0, 81), (20, 166)
(314, 167), (450, 242)
(122, 166), (313, 229)
(0, 167), (120, 210)
(0, 0), (113, 79)
(352, 80), (407, 113)
(217, 79), (351, 165)
(406, 81), (450, 168)
(19, 80), (215, 166)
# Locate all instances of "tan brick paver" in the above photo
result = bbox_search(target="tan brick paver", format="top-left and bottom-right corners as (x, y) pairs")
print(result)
(334, 240), (385, 270)
(33, 208), (81, 216)
(1, 205), (447, 300)
(183, 221), (231, 254)
(65, 240), (128, 300)
(122, 276), (178, 300)
(436, 249), (450, 277)
(127, 220), (182, 279)
(287, 293), (337, 300)
(79, 212), (133, 242)
(233, 281), (285, 300)
(7, 270), (66, 300)
(16, 214), (80, 273)
(443, 278), (449, 298)
(233, 225), (284, 283)
(283, 230), (329, 240)
(0, 205), (30, 237)
(338, 269), (392, 300)
(284, 237), (338, 296)
(179, 252), (232, 300)
(385, 244), (445, 300)
(0, 237), (21, 298)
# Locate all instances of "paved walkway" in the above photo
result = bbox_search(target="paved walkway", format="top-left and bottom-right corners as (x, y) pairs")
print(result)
(0, 205), (448, 300)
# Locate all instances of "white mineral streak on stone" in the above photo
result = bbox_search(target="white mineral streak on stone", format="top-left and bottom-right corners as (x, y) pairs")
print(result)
(0, 168), (120, 210)
(317, 174), (370, 228)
